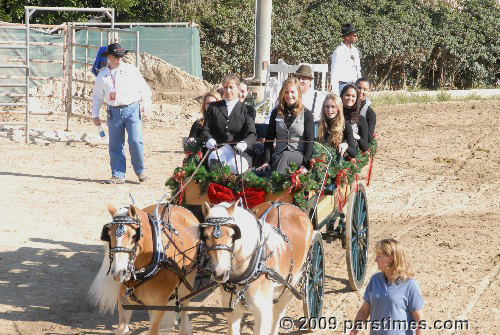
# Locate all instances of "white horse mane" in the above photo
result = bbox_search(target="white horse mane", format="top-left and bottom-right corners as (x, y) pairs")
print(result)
(89, 244), (121, 314)
(213, 203), (287, 257)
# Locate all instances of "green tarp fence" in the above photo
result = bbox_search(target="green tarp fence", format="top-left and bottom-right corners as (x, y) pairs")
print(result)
(0, 25), (202, 98)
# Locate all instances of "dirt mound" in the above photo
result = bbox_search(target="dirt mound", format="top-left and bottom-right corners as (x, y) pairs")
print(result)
(124, 53), (212, 103)
(3, 52), (211, 127)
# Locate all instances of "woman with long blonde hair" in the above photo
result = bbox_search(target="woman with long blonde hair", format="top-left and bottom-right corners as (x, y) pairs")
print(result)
(317, 94), (357, 159)
(186, 90), (222, 144)
(349, 239), (425, 335)
(257, 77), (315, 174)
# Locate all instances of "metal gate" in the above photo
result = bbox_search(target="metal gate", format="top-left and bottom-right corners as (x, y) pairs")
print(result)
(0, 6), (115, 143)
(0, 25), (29, 143)
(66, 25), (140, 130)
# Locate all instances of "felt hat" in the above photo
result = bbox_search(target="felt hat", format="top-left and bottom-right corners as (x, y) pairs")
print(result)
(294, 64), (314, 79)
(341, 23), (357, 36)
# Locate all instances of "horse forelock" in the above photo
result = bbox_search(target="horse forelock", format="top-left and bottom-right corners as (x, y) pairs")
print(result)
(205, 204), (232, 219)
(114, 207), (130, 217)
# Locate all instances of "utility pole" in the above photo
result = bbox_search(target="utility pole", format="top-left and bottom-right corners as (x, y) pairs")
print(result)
(249, 0), (272, 100)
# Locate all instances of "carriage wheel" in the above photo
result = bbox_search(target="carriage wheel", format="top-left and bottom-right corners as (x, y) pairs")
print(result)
(303, 231), (325, 319)
(345, 183), (369, 291)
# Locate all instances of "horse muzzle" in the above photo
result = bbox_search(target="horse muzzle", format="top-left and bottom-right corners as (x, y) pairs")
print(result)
(112, 268), (131, 282)
(212, 271), (230, 283)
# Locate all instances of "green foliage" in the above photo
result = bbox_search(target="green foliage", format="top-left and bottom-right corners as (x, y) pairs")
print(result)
(166, 140), (378, 210)
(2, 0), (497, 89)
(3, 0), (104, 24)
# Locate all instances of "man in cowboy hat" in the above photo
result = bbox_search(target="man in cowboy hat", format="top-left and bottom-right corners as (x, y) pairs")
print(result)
(92, 42), (152, 184)
(330, 23), (362, 95)
(294, 64), (326, 122)
(263, 64), (325, 140)
(263, 64), (325, 126)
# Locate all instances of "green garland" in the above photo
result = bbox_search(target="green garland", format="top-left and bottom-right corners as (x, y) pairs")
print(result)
(166, 139), (378, 210)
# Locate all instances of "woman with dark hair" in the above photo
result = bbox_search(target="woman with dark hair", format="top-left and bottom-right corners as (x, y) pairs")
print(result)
(340, 84), (369, 152)
(257, 77), (315, 174)
(318, 94), (357, 159)
(186, 90), (222, 144)
(201, 74), (256, 174)
(355, 77), (377, 143)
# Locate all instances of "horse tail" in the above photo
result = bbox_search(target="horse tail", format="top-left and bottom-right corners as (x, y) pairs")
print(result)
(89, 244), (121, 314)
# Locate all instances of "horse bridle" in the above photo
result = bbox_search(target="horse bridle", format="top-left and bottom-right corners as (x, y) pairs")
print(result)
(101, 213), (143, 276)
(199, 217), (241, 253)
(199, 216), (242, 280)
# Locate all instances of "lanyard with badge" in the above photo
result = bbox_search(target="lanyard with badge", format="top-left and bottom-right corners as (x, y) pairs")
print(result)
(109, 69), (117, 101)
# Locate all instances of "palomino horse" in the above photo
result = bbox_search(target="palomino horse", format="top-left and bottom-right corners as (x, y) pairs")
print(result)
(90, 204), (200, 335)
(200, 200), (313, 335)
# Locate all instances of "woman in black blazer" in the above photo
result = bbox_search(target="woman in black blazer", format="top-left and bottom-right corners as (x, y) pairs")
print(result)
(341, 84), (369, 152)
(318, 94), (357, 159)
(201, 74), (256, 173)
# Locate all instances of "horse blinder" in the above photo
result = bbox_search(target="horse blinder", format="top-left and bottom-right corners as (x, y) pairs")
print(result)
(231, 224), (241, 241)
(101, 224), (111, 242)
(199, 225), (206, 241)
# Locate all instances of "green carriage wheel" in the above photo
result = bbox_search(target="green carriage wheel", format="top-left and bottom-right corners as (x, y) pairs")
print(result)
(303, 231), (325, 319)
(345, 183), (369, 291)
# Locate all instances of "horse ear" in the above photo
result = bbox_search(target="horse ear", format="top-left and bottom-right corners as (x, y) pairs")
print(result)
(202, 202), (211, 218)
(227, 198), (241, 216)
(107, 203), (117, 217)
(128, 205), (137, 218)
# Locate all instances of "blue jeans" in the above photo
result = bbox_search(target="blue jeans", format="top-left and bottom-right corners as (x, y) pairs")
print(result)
(107, 102), (144, 178)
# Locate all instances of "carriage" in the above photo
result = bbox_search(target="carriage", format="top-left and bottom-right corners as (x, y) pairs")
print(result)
(175, 138), (374, 320)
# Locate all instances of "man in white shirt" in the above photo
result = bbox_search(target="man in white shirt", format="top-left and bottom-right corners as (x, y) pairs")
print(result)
(294, 64), (326, 122)
(92, 43), (152, 184)
(330, 23), (362, 96)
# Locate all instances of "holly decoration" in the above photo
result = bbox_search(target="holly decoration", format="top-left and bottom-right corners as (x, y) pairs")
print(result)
(166, 140), (378, 210)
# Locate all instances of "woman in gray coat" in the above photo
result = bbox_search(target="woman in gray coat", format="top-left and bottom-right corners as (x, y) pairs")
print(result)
(257, 77), (315, 174)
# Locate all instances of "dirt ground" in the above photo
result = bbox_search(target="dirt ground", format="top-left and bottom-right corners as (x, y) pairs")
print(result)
(0, 99), (499, 335)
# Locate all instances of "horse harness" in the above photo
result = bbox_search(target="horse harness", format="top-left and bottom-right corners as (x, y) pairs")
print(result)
(200, 202), (303, 309)
(100, 204), (196, 305)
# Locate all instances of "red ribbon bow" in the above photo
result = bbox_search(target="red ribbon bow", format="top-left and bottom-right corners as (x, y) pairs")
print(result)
(173, 170), (187, 205)
(238, 188), (266, 208)
(208, 183), (236, 204)
(289, 168), (305, 193)
(173, 170), (186, 183)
